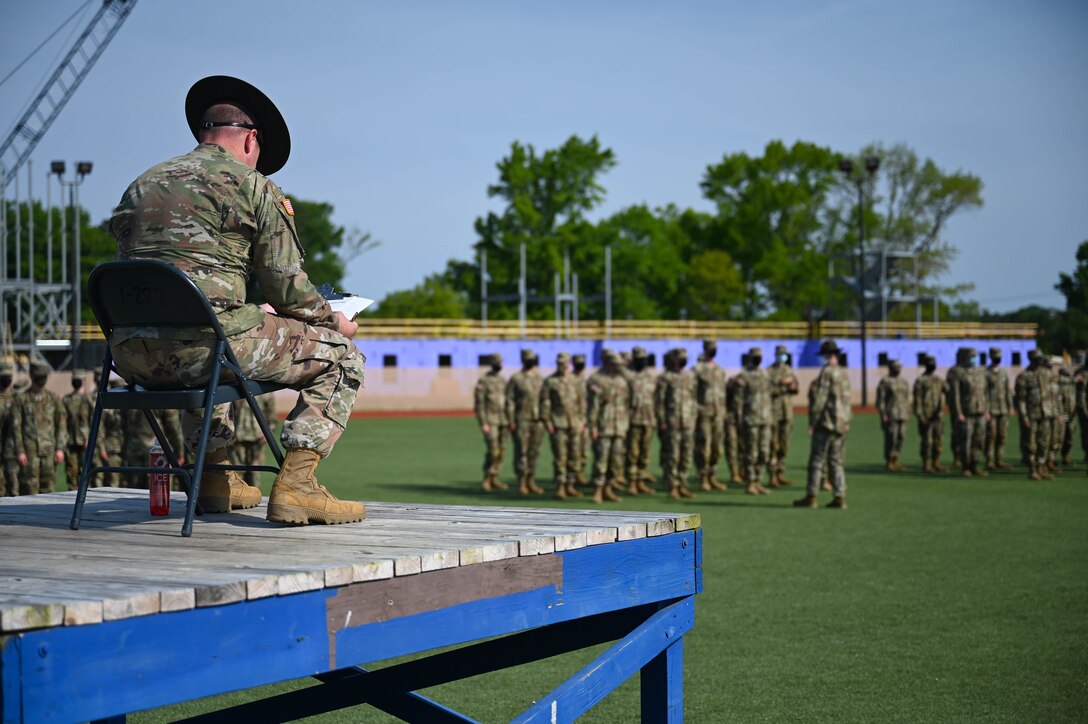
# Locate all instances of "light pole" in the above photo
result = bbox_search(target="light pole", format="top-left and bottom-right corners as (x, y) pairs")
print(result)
(838, 155), (880, 406)
(52, 160), (92, 365)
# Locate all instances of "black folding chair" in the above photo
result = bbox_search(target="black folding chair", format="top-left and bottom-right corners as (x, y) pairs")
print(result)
(70, 259), (286, 537)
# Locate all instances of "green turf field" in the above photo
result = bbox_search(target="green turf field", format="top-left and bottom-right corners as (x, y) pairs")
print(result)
(134, 413), (1088, 722)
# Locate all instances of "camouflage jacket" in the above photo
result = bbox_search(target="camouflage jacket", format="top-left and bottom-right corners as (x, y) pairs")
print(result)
(123, 409), (184, 459)
(1076, 368), (1087, 416)
(732, 368), (773, 426)
(693, 361), (727, 419)
(587, 371), (630, 436)
(951, 367), (989, 417)
(540, 373), (581, 429)
(109, 143), (337, 340)
(944, 365), (967, 417)
(767, 362), (799, 422)
(913, 373), (945, 421)
(810, 364), (852, 434)
(725, 376), (741, 424)
(629, 368), (658, 426)
(655, 369), (697, 430)
(571, 372), (588, 425)
(64, 390), (95, 447)
(232, 396), (278, 444)
(505, 370), (543, 423)
(97, 407), (125, 456)
(876, 376), (911, 421)
(14, 388), (67, 456)
(986, 367), (1013, 415)
(0, 390), (20, 461)
(474, 370), (507, 427)
(1014, 368), (1055, 420)
(1057, 371), (1075, 418)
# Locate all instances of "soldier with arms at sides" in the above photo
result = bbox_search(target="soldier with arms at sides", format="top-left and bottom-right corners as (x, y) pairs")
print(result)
(1015, 350), (1055, 480)
(767, 345), (799, 486)
(984, 347), (1014, 470)
(693, 340), (728, 492)
(876, 359), (911, 472)
(12, 362), (67, 495)
(732, 347), (773, 495)
(913, 354), (946, 473)
(506, 349), (545, 496)
(945, 348), (971, 469)
(795, 340), (851, 509)
(108, 75), (364, 524)
(63, 370), (95, 490)
(0, 360), (19, 496)
(475, 353), (509, 493)
(624, 346), (658, 495)
(569, 353), (590, 487)
(656, 347), (697, 500)
(587, 350), (630, 503)
(540, 352), (584, 500)
(950, 348), (991, 477)
(1056, 359), (1077, 467)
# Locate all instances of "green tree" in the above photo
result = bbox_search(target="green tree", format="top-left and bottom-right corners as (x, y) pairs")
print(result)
(1053, 240), (1088, 352)
(370, 274), (469, 319)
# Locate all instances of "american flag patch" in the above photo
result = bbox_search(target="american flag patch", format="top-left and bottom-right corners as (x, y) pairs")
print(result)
(282, 198), (295, 216)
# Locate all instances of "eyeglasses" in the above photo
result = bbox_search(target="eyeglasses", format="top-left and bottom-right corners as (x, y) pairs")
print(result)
(200, 121), (262, 145)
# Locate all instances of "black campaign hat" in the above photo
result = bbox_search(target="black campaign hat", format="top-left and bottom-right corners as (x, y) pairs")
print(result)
(185, 75), (290, 176)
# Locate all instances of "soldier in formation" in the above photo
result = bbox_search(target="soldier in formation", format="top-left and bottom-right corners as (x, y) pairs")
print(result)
(624, 347), (658, 495)
(913, 354), (946, 473)
(587, 350), (630, 503)
(229, 395), (280, 487)
(1056, 359), (1077, 467)
(63, 370), (96, 489)
(949, 348), (991, 477)
(540, 352), (583, 500)
(475, 353), (509, 493)
(0, 360), (18, 496)
(724, 370), (743, 484)
(506, 349), (545, 495)
(767, 345), (799, 487)
(985, 347), (1014, 470)
(570, 354), (590, 486)
(1015, 350), (1056, 480)
(733, 347), (773, 495)
(656, 347), (697, 499)
(944, 348), (971, 468)
(693, 340), (728, 492)
(875, 360), (911, 471)
(795, 340), (851, 509)
(95, 377), (126, 488)
(10, 362), (68, 495)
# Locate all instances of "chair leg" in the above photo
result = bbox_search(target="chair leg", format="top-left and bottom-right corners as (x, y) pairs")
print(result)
(71, 354), (113, 531)
(181, 342), (227, 537)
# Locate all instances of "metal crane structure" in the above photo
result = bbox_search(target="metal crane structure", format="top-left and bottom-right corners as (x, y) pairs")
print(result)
(1, 0), (137, 364)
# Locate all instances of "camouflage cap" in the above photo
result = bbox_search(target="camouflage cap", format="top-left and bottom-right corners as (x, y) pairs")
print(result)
(1027, 349), (1040, 361)
(29, 361), (50, 376)
(601, 349), (619, 364)
(520, 348), (535, 363)
(748, 346), (763, 358)
(921, 354), (936, 366)
(673, 347), (688, 360)
(775, 345), (788, 355)
(632, 346), (648, 359)
(556, 352), (571, 364)
(489, 352), (503, 365)
(702, 339), (718, 353)
(888, 359), (902, 371)
(572, 353), (586, 364)
(989, 346), (1002, 358)
(0, 360), (12, 375)
(186, 75), (291, 176)
(818, 339), (841, 356)
(619, 351), (632, 363)
(71, 369), (87, 382)
(957, 347), (976, 359)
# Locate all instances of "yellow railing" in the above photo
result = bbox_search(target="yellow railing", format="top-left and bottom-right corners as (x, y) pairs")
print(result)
(53, 319), (1037, 343)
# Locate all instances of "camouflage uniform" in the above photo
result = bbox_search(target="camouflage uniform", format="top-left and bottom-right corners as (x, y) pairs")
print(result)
(803, 342), (851, 502)
(733, 349), (773, 493)
(1057, 365), (1077, 466)
(587, 352), (631, 489)
(984, 349), (1014, 469)
(1076, 363), (1088, 462)
(767, 345), (799, 485)
(63, 371), (95, 490)
(724, 374), (742, 483)
(540, 353), (583, 496)
(693, 341), (728, 489)
(96, 383), (126, 488)
(506, 350), (544, 492)
(913, 357), (945, 473)
(570, 355), (589, 485)
(0, 361), (18, 496)
(12, 364), (67, 495)
(944, 349), (970, 468)
(1049, 359), (1068, 468)
(949, 353), (990, 476)
(656, 349), (697, 495)
(474, 354), (508, 489)
(625, 347), (657, 492)
(229, 394), (279, 486)
(875, 361), (911, 470)
(1015, 352), (1055, 479)
(108, 143), (364, 460)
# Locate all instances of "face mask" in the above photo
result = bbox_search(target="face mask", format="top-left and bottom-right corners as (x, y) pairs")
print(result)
(491, 364), (502, 373)
(0, 376), (12, 389)
(72, 380), (83, 390)
(574, 363), (585, 373)
(778, 354), (788, 363)
(31, 375), (48, 387)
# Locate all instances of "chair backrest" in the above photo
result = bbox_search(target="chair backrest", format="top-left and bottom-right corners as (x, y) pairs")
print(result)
(88, 259), (228, 341)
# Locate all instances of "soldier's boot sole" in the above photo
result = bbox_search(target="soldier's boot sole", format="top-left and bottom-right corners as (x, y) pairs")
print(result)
(266, 502), (366, 526)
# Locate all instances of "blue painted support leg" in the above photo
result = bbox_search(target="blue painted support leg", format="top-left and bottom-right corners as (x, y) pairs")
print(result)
(511, 596), (694, 724)
(641, 636), (683, 722)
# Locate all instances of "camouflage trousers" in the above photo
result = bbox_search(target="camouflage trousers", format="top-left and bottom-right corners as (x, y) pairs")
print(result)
(742, 423), (771, 484)
(882, 419), (908, 461)
(2, 460), (18, 496)
(112, 314), (364, 459)
(66, 444), (87, 490)
(918, 417), (943, 465)
(98, 449), (122, 488)
(480, 425), (506, 479)
(1025, 417), (1053, 470)
(694, 414), (724, 478)
(626, 424), (655, 482)
(1080, 411), (1088, 461)
(724, 420), (740, 479)
(985, 414), (1009, 466)
(961, 415), (986, 472)
(21, 454), (57, 495)
(951, 417), (965, 466)
(549, 427), (580, 487)
(229, 440), (270, 487)
(769, 416), (792, 476)
(121, 446), (151, 489)
(661, 425), (694, 490)
(568, 425), (589, 482)
(1050, 416), (1065, 464)
(807, 427), (845, 497)
(1061, 414), (1077, 462)
(592, 433), (625, 487)
(512, 420), (544, 479)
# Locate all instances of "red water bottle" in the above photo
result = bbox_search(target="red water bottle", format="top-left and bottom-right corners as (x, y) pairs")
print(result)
(149, 442), (170, 516)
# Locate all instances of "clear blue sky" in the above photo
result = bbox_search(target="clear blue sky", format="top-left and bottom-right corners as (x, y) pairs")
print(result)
(3, 0), (1085, 313)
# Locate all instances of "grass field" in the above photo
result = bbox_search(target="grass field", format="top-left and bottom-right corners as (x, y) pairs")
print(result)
(133, 413), (1088, 723)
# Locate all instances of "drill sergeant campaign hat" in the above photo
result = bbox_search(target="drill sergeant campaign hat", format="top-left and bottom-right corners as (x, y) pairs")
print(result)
(186, 75), (291, 176)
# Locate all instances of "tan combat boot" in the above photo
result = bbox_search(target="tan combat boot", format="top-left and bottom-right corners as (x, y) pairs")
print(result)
(198, 449), (261, 513)
(592, 485), (622, 504)
(776, 472), (794, 486)
(489, 474), (509, 491)
(527, 477), (545, 495)
(266, 449), (366, 525)
(627, 479), (641, 496)
(668, 485), (683, 500)
(700, 473), (714, 492)
(677, 484), (695, 499)
(793, 495), (818, 508)
(481, 476), (494, 492)
(554, 484), (567, 500)
(637, 479), (658, 494)
(564, 482), (583, 498)
(745, 482), (761, 496)
(518, 474), (531, 496)
(826, 496), (847, 509)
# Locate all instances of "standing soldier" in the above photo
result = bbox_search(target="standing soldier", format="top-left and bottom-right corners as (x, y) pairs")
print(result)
(656, 347), (697, 499)
(1048, 357), (1068, 472)
(985, 347), (1014, 470)
(950, 349), (991, 477)
(733, 347), (773, 495)
(625, 346), (657, 495)
(913, 354), (946, 473)
(693, 340), (728, 492)
(795, 340), (851, 509)
(724, 370), (743, 484)
(230, 395), (279, 487)
(945, 348), (971, 468)
(876, 360), (911, 471)
(96, 378), (126, 488)
(1, 361), (19, 496)
(767, 345), (799, 486)
(1057, 361), (1077, 467)
(540, 352), (583, 499)
(474, 353), (508, 493)
(1076, 355), (1087, 463)
(587, 350), (630, 503)
(1015, 350), (1055, 480)
(506, 349), (545, 495)
(570, 353), (590, 486)
(13, 362), (67, 495)
(63, 370), (96, 490)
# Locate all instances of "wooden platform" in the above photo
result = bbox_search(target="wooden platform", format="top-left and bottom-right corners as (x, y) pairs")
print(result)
(0, 490), (701, 722)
